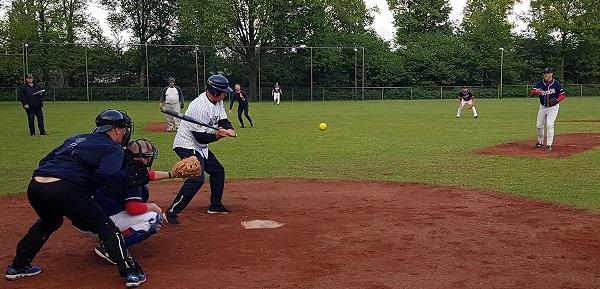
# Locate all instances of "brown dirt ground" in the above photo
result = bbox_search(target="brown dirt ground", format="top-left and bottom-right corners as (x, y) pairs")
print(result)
(475, 133), (600, 158)
(2, 179), (600, 289)
(144, 122), (173, 133)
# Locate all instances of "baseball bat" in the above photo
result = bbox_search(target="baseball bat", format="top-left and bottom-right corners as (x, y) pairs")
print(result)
(160, 108), (237, 138)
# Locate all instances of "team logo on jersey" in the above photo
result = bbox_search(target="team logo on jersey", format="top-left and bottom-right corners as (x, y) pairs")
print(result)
(540, 88), (556, 96)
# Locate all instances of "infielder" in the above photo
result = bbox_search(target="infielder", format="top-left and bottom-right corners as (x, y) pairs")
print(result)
(456, 86), (478, 119)
(272, 82), (282, 105)
(530, 67), (567, 152)
(229, 83), (254, 128)
(5, 109), (146, 287)
(160, 77), (184, 131)
(164, 75), (237, 225)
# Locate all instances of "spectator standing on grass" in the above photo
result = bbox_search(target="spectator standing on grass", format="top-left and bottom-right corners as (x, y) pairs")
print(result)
(19, 74), (46, 136)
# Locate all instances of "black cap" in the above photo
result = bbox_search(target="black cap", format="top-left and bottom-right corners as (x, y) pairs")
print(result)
(168, 77), (175, 82)
(543, 67), (553, 74)
(25, 74), (33, 79)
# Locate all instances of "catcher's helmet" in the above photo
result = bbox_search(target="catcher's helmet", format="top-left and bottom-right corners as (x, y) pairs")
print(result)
(127, 139), (158, 168)
(94, 109), (134, 146)
(206, 74), (233, 95)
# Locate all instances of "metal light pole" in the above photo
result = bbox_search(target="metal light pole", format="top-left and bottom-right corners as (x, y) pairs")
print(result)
(499, 47), (504, 99)
(85, 44), (89, 101)
(24, 43), (29, 75)
(22, 44), (26, 81)
(145, 43), (150, 101)
(194, 46), (199, 96)
(354, 47), (357, 101)
(362, 47), (365, 101)
(310, 47), (313, 101)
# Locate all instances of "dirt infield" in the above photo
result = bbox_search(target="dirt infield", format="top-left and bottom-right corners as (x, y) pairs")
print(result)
(144, 122), (172, 133)
(2, 179), (600, 288)
(475, 133), (600, 158)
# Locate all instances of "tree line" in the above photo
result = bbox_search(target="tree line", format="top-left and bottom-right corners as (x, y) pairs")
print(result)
(0, 0), (598, 98)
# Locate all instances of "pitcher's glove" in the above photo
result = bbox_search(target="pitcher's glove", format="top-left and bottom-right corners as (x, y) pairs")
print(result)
(172, 156), (201, 178)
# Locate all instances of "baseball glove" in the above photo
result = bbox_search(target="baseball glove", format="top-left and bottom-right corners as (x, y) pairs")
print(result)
(466, 104), (474, 109)
(172, 156), (201, 178)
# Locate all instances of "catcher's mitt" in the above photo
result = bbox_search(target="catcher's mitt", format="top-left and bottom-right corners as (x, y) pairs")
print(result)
(172, 156), (201, 178)
(466, 104), (474, 109)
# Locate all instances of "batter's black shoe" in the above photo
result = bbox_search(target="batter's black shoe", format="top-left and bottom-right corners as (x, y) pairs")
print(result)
(546, 145), (553, 152)
(94, 243), (116, 265)
(250, 122), (254, 128)
(240, 124), (245, 128)
(5, 265), (42, 280)
(207, 204), (231, 214)
(163, 213), (181, 225)
(474, 115), (478, 119)
(532, 143), (543, 149)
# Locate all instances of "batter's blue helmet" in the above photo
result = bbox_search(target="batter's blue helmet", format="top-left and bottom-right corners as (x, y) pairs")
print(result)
(206, 74), (233, 95)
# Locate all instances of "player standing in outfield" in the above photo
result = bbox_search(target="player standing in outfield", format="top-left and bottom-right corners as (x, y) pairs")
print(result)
(19, 74), (46, 136)
(531, 67), (567, 152)
(272, 82), (282, 105)
(229, 83), (254, 128)
(164, 75), (237, 225)
(5, 109), (147, 287)
(456, 85), (478, 119)
(160, 77), (184, 131)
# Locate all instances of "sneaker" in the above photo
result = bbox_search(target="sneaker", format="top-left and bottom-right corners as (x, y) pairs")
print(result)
(240, 124), (245, 128)
(474, 115), (478, 119)
(456, 116), (460, 118)
(94, 243), (116, 265)
(250, 123), (254, 128)
(532, 143), (544, 149)
(5, 265), (42, 280)
(163, 213), (181, 225)
(546, 145), (553, 152)
(125, 271), (146, 288)
(207, 204), (231, 214)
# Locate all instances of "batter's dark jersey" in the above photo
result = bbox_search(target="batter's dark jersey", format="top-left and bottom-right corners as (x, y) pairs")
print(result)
(34, 133), (125, 194)
(534, 79), (565, 107)
(459, 91), (473, 101)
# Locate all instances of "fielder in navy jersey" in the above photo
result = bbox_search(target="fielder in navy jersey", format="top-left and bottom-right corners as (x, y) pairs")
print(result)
(456, 86), (478, 118)
(530, 67), (567, 152)
(5, 109), (147, 288)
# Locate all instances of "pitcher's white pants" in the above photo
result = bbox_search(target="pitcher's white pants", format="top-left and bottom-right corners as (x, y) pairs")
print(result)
(457, 100), (478, 118)
(273, 93), (280, 105)
(164, 102), (181, 130)
(536, 104), (560, 146)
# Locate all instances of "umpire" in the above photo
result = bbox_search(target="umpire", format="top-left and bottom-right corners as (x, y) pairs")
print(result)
(19, 74), (46, 136)
(5, 109), (147, 288)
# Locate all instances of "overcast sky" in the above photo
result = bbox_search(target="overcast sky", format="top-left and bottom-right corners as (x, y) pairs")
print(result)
(4, 0), (531, 43)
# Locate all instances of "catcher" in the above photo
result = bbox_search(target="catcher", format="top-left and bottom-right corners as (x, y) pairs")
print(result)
(74, 139), (200, 264)
(456, 85), (479, 119)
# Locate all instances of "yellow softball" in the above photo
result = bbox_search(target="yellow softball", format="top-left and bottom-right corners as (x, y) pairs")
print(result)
(319, 122), (328, 131)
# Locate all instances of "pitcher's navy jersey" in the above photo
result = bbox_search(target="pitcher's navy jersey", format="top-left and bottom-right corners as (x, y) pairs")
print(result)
(534, 79), (565, 107)
(34, 133), (124, 193)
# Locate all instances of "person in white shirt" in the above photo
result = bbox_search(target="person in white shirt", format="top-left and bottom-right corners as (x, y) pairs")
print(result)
(272, 82), (282, 105)
(159, 77), (184, 131)
(163, 75), (237, 225)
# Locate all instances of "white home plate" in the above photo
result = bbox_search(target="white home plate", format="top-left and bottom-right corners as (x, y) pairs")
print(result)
(241, 220), (285, 229)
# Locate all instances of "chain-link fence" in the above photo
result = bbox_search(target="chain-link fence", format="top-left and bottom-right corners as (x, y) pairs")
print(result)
(3, 84), (599, 102)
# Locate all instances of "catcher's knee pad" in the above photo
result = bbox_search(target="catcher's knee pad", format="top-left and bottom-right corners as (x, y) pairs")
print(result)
(123, 213), (162, 246)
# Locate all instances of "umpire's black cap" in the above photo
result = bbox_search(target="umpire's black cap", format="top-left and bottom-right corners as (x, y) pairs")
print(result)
(25, 74), (33, 79)
(543, 67), (553, 74)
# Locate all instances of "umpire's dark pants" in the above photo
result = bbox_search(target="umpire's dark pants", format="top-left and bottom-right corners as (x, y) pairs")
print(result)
(12, 178), (137, 275)
(237, 103), (253, 126)
(25, 107), (46, 135)
(167, 148), (225, 215)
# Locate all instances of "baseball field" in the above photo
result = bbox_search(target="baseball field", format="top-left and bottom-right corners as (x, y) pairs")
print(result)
(1, 98), (600, 288)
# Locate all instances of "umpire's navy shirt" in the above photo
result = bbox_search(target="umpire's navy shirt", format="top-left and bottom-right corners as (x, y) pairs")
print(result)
(34, 132), (124, 194)
(534, 79), (565, 107)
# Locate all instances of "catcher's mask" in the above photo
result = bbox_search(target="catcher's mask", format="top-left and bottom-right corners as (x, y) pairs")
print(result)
(126, 139), (158, 168)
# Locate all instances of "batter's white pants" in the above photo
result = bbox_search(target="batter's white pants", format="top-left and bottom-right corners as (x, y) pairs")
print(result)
(457, 99), (478, 118)
(273, 93), (280, 105)
(536, 104), (560, 146)
(164, 102), (181, 130)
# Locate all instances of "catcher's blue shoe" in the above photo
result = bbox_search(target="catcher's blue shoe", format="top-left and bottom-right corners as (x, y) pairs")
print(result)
(125, 271), (146, 288)
(5, 265), (42, 280)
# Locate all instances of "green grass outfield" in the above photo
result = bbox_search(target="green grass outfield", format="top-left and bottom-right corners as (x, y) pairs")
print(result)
(1, 98), (599, 210)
